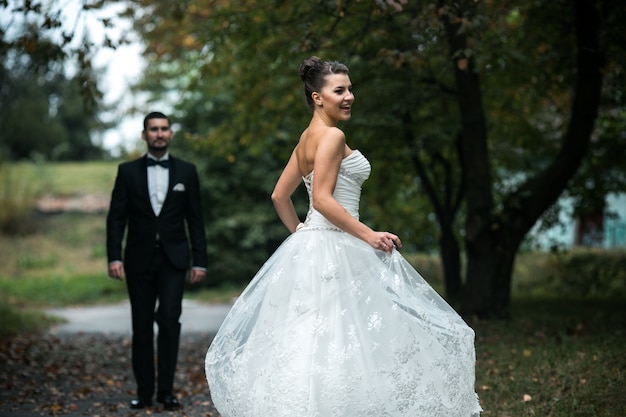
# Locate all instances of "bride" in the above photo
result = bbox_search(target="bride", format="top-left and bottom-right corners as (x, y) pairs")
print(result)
(205, 56), (482, 417)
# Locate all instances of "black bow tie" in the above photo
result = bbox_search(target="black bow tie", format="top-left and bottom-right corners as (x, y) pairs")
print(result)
(147, 158), (169, 168)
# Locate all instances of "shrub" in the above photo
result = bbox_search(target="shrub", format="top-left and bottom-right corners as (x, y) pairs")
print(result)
(0, 298), (62, 338)
(0, 162), (42, 235)
(545, 249), (626, 297)
(514, 249), (626, 298)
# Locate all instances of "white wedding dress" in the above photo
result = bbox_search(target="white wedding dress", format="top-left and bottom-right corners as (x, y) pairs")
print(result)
(205, 150), (482, 417)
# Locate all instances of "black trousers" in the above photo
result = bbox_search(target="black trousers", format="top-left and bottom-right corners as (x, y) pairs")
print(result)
(125, 245), (186, 399)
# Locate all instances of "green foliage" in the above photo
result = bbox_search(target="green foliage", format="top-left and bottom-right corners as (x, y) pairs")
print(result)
(0, 299), (62, 338)
(0, 274), (126, 308)
(0, 162), (42, 234)
(36, 161), (118, 195)
(513, 249), (626, 298)
(0, 161), (116, 235)
(8, 0), (620, 311)
(0, 72), (66, 159)
(0, 71), (107, 161)
(16, 253), (58, 269)
(128, 0), (449, 253)
(177, 135), (307, 285)
(567, 107), (626, 217)
(0, 3), (113, 161)
(544, 250), (626, 297)
(122, 1), (625, 309)
(129, 0), (623, 237)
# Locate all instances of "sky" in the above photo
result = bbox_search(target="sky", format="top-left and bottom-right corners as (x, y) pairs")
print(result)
(1, 0), (150, 154)
(93, 39), (146, 155)
(62, 1), (148, 155)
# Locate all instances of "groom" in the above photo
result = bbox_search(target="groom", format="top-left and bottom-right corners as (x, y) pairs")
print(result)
(106, 111), (208, 410)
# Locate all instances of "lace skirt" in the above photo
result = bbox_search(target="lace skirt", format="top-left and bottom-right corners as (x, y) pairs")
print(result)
(205, 228), (482, 417)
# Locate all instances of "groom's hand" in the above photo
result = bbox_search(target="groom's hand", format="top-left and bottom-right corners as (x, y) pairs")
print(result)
(108, 261), (125, 280)
(190, 268), (206, 284)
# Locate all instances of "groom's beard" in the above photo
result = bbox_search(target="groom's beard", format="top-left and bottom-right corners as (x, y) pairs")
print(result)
(148, 143), (168, 152)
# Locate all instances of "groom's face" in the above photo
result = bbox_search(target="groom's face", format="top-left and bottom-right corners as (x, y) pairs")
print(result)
(142, 118), (173, 151)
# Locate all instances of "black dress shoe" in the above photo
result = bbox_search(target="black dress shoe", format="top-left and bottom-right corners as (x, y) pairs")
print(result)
(130, 397), (152, 409)
(157, 393), (181, 410)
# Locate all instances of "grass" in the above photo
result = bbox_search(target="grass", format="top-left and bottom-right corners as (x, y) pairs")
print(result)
(0, 210), (244, 308)
(0, 161), (624, 416)
(0, 299), (64, 339)
(0, 160), (118, 200)
(0, 214), (107, 279)
(0, 160), (124, 336)
(473, 297), (625, 417)
(21, 160), (119, 195)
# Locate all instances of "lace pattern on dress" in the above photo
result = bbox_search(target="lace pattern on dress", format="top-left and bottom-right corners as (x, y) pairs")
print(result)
(205, 149), (482, 417)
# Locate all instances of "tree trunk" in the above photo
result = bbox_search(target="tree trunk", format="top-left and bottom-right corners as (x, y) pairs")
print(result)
(440, 0), (496, 316)
(487, 0), (603, 316)
(401, 113), (463, 303)
(439, 223), (462, 304)
(442, 0), (605, 317)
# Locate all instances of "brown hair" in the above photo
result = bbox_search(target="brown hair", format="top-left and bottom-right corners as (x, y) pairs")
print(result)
(299, 56), (349, 109)
(143, 111), (170, 130)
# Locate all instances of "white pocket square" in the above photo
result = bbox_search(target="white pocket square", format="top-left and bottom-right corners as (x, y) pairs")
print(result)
(173, 183), (186, 192)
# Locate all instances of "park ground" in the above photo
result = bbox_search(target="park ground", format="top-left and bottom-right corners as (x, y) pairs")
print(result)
(1, 297), (625, 417)
(1, 332), (220, 417)
(1, 162), (624, 416)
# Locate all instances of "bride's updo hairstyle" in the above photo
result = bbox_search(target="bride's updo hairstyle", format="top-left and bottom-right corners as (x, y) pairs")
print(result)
(299, 56), (349, 110)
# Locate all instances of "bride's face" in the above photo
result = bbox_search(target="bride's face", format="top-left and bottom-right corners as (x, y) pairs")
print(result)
(316, 73), (354, 122)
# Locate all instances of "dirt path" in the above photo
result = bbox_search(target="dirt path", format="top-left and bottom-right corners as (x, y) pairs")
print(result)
(0, 333), (220, 416)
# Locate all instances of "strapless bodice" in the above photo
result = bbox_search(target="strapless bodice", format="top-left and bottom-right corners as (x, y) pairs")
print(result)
(300, 150), (371, 230)
(205, 146), (482, 417)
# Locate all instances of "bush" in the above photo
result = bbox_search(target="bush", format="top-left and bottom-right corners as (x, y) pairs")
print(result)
(545, 249), (626, 297)
(0, 162), (41, 235)
(0, 274), (127, 308)
(0, 298), (62, 338)
(514, 249), (626, 298)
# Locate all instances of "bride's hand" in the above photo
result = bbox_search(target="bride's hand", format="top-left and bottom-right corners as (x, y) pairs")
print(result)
(369, 231), (402, 253)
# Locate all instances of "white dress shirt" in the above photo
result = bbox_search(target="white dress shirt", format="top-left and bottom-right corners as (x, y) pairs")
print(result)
(147, 153), (169, 216)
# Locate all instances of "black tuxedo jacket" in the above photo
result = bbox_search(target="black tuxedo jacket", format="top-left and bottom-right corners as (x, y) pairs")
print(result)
(106, 155), (208, 273)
